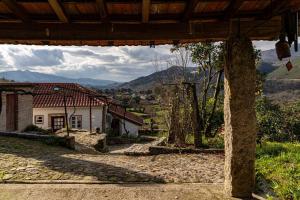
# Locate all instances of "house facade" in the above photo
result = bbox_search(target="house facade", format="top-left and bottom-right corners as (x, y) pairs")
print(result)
(0, 83), (33, 132)
(32, 83), (143, 137)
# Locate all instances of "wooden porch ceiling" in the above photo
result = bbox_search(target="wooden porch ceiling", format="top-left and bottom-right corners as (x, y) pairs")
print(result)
(0, 0), (299, 46)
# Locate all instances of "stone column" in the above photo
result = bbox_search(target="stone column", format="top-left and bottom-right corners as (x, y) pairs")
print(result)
(224, 36), (257, 198)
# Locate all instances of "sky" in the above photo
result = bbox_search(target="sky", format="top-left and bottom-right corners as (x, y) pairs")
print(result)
(0, 40), (276, 82)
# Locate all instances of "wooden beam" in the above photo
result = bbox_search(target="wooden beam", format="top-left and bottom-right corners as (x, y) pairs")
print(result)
(260, 0), (291, 20)
(223, 0), (245, 20)
(0, 20), (281, 44)
(183, 0), (200, 21)
(48, 0), (69, 23)
(142, 0), (151, 23)
(96, 0), (108, 21)
(2, 0), (31, 23)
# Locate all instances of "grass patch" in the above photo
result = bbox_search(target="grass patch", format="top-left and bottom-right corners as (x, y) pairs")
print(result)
(256, 142), (300, 200)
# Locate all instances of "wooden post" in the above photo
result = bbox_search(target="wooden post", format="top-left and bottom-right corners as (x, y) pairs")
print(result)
(102, 105), (106, 133)
(89, 97), (92, 134)
(63, 94), (69, 137)
(189, 83), (202, 148)
(224, 35), (257, 198)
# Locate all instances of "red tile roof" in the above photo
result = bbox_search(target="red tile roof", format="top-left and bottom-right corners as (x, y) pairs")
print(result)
(109, 104), (144, 126)
(33, 83), (105, 108)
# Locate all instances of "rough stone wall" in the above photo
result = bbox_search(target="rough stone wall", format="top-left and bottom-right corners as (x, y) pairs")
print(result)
(0, 93), (7, 131)
(224, 36), (257, 198)
(18, 95), (33, 132)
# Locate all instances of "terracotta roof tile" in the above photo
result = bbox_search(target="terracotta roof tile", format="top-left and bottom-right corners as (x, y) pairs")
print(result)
(33, 83), (105, 107)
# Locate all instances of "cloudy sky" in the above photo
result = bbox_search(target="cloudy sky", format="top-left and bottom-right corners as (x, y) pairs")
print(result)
(0, 40), (275, 82)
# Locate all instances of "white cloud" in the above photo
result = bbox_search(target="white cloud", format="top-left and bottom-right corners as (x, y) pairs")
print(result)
(0, 42), (276, 82)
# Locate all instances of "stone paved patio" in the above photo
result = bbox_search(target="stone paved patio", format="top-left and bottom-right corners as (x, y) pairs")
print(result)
(0, 136), (224, 183)
(0, 183), (235, 200)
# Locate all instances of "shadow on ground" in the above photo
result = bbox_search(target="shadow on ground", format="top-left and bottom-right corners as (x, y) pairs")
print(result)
(0, 136), (165, 183)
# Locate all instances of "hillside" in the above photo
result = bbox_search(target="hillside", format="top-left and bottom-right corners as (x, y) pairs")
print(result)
(0, 70), (118, 87)
(118, 66), (198, 91)
(267, 57), (300, 79)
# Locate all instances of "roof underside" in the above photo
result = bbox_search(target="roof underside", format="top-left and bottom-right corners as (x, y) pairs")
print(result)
(0, 0), (299, 46)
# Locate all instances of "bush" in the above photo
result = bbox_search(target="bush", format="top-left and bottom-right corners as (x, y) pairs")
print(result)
(282, 103), (300, 141)
(23, 124), (51, 135)
(256, 97), (300, 142)
(256, 97), (288, 141)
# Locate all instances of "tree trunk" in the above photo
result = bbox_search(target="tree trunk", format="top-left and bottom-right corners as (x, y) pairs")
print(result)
(189, 83), (202, 148)
(204, 69), (224, 137)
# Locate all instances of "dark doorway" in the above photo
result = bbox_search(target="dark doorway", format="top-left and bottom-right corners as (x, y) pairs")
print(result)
(51, 116), (65, 131)
(111, 118), (120, 136)
(6, 94), (18, 131)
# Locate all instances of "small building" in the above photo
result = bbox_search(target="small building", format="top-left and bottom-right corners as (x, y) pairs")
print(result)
(0, 83), (33, 132)
(33, 83), (143, 137)
(107, 104), (144, 137)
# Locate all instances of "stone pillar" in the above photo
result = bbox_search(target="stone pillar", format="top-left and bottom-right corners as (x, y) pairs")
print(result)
(224, 36), (257, 198)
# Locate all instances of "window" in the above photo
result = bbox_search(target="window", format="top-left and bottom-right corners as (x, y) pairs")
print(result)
(35, 115), (44, 124)
(70, 115), (82, 129)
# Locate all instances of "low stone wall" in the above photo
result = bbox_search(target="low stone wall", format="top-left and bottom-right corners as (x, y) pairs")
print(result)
(0, 131), (75, 149)
(92, 133), (108, 153)
(149, 146), (224, 155)
(107, 135), (160, 146)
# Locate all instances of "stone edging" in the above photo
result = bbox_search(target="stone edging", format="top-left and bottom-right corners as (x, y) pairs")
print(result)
(149, 146), (224, 155)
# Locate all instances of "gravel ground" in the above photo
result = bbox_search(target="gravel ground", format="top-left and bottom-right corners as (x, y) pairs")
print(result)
(0, 136), (224, 183)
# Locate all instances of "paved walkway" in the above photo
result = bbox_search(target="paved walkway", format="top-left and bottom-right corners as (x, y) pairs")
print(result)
(0, 136), (224, 183)
(0, 183), (235, 200)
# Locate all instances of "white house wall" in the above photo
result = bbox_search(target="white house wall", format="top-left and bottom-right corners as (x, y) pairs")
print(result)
(33, 106), (104, 132)
(121, 119), (140, 138)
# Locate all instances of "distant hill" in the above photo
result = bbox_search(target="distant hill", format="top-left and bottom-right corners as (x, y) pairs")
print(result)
(267, 57), (300, 79)
(0, 70), (119, 87)
(259, 45), (300, 79)
(118, 66), (198, 91)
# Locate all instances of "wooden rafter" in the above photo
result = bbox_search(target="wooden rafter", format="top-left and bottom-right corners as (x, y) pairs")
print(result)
(223, 0), (245, 20)
(96, 0), (108, 21)
(142, 0), (151, 23)
(183, 0), (199, 21)
(0, 20), (281, 43)
(261, 0), (291, 20)
(48, 0), (69, 23)
(2, 0), (31, 23)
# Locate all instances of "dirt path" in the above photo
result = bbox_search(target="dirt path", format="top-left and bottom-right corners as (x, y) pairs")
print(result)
(0, 183), (235, 200)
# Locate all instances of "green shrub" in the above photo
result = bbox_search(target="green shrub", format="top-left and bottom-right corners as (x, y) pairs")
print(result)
(23, 124), (51, 135)
(256, 97), (289, 141)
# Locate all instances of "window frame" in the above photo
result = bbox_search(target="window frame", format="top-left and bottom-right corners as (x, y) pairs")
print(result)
(34, 115), (44, 124)
(70, 115), (82, 129)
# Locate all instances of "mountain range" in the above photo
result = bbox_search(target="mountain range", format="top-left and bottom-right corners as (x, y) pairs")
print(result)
(118, 66), (198, 91)
(0, 70), (118, 87)
(1, 47), (300, 98)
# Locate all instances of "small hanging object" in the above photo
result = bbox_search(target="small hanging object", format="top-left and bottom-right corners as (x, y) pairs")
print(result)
(275, 34), (291, 61)
(286, 60), (293, 71)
